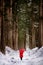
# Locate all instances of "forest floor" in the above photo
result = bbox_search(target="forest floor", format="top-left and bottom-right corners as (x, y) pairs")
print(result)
(0, 46), (43, 65)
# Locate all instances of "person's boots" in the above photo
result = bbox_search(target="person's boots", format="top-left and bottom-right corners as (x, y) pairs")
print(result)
(21, 57), (22, 60)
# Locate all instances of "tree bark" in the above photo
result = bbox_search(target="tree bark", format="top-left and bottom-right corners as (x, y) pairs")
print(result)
(39, 0), (43, 47)
(1, 0), (5, 53)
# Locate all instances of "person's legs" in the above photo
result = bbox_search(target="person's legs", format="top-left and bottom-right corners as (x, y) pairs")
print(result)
(21, 57), (22, 60)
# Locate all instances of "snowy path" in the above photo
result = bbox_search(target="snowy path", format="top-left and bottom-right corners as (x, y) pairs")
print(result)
(0, 46), (43, 65)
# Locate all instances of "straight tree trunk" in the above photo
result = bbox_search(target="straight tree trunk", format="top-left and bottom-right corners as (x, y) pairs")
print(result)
(39, 0), (43, 47)
(1, 0), (5, 53)
(32, 21), (36, 48)
(12, 1), (18, 50)
(5, 0), (13, 48)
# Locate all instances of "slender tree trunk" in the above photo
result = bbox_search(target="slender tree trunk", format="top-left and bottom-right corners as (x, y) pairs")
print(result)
(24, 30), (26, 49)
(1, 0), (5, 53)
(32, 21), (36, 48)
(12, 22), (16, 49)
(0, 16), (1, 51)
(39, 0), (43, 47)
(7, 8), (13, 48)
(12, 1), (18, 50)
(29, 26), (32, 49)
(15, 16), (18, 50)
(26, 28), (30, 50)
(5, 0), (13, 48)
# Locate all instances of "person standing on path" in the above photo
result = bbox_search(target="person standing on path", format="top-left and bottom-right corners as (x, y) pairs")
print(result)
(19, 49), (25, 60)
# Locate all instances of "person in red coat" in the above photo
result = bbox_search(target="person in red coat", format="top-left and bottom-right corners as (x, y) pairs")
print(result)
(19, 49), (25, 60)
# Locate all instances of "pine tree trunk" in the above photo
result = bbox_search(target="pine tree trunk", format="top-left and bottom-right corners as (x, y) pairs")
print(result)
(15, 16), (18, 50)
(1, 0), (5, 53)
(39, 0), (43, 47)
(32, 21), (36, 48)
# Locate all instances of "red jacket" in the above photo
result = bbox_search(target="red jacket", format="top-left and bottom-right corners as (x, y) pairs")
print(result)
(19, 49), (25, 58)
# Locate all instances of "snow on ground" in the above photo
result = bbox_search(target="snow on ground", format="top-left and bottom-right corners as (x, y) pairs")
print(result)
(0, 46), (43, 65)
(22, 47), (38, 60)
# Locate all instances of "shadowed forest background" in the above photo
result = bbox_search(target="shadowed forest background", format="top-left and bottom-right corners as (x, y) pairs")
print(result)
(0, 0), (43, 54)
